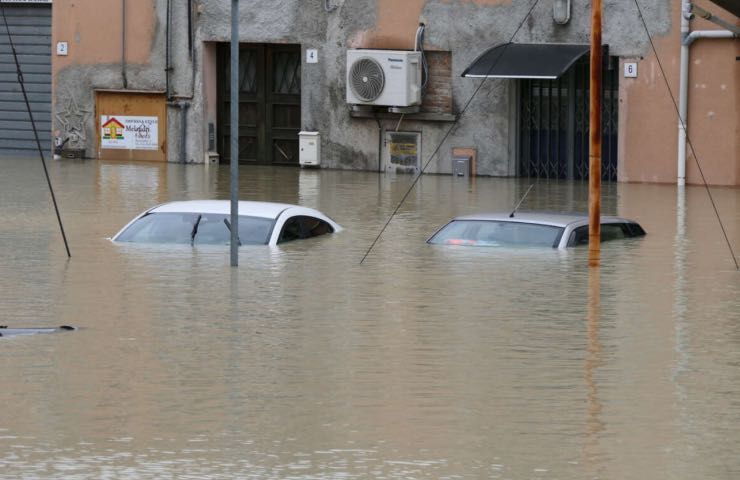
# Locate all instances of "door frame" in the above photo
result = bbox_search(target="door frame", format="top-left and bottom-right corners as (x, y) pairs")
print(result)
(216, 43), (301, 165)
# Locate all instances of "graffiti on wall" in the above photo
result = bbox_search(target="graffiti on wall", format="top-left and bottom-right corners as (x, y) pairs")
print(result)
(55, 92), (92, 148)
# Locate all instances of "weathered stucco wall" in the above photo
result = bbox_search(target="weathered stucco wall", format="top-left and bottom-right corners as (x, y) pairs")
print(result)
(620, 0), (739, 185)
(51, 0), (190, 160)
(194, 0), (675, 176)
(51, 0), (737, 185)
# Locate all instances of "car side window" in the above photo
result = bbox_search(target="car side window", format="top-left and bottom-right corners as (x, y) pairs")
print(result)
(626, 222), (646, 237)
(569, 223), (637, 247)
(569, 226), (589, 246)
(301, 216), (333, 238)
(278, 217), (304, 244)
(278, 216), (334, 244)
(601, 223), (628, 242)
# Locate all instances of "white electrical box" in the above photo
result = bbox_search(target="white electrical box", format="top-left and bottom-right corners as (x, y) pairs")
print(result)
(299, 131), (320, 166)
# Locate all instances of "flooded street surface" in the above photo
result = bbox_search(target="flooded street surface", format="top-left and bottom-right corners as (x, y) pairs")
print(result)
(1, 157), (739, 479)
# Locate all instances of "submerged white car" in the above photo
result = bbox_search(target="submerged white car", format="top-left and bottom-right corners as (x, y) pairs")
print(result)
(427, 211), (645, 249)
(112, 200), (341, 247)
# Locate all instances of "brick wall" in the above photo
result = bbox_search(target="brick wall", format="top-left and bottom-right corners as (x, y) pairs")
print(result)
(421, 51), (453, 114)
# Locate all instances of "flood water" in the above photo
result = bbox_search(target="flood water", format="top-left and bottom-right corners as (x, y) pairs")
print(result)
(1, 157), (739, 479)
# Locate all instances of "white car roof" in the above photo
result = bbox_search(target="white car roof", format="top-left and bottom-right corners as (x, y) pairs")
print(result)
(453, 211), (633, 228)
(149, 200), (300, 219)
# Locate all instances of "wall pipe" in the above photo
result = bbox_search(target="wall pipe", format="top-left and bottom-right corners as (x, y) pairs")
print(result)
(121, 0), (127, 88)
(180, 103), (189, 163)
(687, 3), (740, 35)
(165, 0), (171, 98)
(677, 0), (737, 186)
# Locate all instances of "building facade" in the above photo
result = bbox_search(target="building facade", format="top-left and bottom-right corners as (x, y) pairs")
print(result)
(33, 0), (740, 184)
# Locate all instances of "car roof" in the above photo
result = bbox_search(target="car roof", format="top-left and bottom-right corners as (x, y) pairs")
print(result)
(149, 200), (300, 219)
(452, 211), (634, 228)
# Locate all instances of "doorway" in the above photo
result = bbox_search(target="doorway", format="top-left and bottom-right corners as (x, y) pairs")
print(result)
(217, 43), (301, 165)
(518, 55), (619, 181)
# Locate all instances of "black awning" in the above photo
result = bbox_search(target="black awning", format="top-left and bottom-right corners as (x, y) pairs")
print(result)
(462, 43), (590, 79)
(708, 0), (740, 18)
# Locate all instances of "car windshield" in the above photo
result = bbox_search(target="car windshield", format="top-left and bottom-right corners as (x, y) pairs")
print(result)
(428, 220), (564, 248)
(115, 212), (275, 245)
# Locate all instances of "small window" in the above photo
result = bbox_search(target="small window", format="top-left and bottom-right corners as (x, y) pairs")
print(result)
(279, 217), (303, 243)
(600, 223), (628, 242)
(569, 226), (589, 247)
(278, 216), (334, 244)
(567, 222), (644, 247)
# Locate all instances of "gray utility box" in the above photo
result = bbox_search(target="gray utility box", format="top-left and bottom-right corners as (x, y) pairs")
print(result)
(452, 156), (470, 177)
(299, 131), (321, 166)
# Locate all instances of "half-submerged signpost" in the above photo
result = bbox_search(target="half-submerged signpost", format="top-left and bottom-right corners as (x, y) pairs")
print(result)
(588, 0), (602, 267)
(230, 0), (239, 267)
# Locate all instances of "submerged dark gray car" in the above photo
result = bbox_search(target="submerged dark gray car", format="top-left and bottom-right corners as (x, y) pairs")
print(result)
(427, 212), (645, 248)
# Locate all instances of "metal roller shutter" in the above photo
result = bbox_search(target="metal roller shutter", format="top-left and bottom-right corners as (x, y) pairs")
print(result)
(0, 4), (51, 157)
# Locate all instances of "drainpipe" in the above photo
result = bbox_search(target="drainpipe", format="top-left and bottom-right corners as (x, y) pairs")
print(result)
(121, 0), (127, 89)
(165, 0), (171, 99)
(677, 0), (738, 186)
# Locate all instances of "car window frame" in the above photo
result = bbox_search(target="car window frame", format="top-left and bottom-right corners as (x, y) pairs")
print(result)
(427, 219), (566, 248)
(114, 211), (277, 245)
(566, 221), (645, 247)
(276, 215), (335, 245)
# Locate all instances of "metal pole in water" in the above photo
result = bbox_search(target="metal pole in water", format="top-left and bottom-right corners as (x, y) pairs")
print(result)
(588, 0), (602, 267)
(230, 0), (239, 267)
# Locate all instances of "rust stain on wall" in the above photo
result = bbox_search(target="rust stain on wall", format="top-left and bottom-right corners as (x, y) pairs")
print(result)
(350, 0), (510, 50)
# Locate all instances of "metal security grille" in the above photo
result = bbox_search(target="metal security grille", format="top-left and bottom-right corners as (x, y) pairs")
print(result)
(0, 5), (51, 157)
(519, 55), (618, 181)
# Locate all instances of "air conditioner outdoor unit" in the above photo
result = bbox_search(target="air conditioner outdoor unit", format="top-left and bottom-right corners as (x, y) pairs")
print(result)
(346, 49), (421, 108)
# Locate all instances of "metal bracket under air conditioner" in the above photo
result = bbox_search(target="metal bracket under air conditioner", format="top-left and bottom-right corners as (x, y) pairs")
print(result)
(388, 105), (420, 114)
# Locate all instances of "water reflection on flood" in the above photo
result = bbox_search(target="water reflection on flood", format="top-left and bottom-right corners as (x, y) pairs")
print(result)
(0, 158), (739, 479)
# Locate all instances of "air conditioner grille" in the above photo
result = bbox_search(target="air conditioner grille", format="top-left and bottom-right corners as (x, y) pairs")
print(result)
(349, 57), (385, 102)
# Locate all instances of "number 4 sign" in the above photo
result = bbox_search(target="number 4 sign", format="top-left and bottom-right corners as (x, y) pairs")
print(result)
(624, 62), (638, 78)
(306, 49), (318, 64)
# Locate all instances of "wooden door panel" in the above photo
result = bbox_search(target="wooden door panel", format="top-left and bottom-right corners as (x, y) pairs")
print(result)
(218, 43), (300, 165)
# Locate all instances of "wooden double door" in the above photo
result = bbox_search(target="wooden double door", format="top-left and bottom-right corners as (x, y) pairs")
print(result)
(217, 44), (301, 165)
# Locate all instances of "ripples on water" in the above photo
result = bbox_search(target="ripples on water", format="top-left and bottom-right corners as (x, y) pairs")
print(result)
(0, 158), (738, 479)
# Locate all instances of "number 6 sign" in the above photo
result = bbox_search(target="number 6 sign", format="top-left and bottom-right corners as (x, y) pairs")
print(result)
(624, 62), (638, 78)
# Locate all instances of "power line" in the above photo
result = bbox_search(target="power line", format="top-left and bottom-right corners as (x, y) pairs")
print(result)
(632, 0), (738, 270)
(360, 0), (543, 264)
(1, 6), (71, 258)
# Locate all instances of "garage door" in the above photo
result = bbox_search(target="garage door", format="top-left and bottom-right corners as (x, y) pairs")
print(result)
(0, 4), (51, 157)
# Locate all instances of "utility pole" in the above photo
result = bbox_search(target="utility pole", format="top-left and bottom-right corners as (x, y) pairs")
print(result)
(588, 0), (602, 266)
(230, 0), (239, 267)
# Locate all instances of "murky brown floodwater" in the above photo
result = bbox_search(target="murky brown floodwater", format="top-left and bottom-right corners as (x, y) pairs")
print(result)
(1, 157), (738, 479)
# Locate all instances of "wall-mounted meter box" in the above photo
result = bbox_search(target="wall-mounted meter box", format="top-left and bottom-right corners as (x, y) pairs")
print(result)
(299, 131), (320, 166)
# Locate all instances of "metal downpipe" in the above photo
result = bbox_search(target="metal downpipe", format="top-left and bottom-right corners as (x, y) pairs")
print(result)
(677, 1), (737, 186)
(677, 0), (690, 187)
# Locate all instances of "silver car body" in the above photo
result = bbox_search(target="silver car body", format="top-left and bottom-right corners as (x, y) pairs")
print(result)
(428, 211), (643, 249)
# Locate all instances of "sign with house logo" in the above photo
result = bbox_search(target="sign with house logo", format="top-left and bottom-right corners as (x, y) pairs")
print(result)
(101, 115), (159, 150)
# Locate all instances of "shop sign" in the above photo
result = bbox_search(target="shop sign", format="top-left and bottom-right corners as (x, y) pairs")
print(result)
(101, 116), (159, 150)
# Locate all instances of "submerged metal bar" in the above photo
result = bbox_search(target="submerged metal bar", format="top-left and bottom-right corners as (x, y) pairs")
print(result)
(230, 0), (239, 266)
(1, 7), (70, 258)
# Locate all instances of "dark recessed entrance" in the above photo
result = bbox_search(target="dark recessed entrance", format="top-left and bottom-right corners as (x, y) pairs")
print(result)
(518, 56), (619, 181)
(217, 43), (301, 165)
